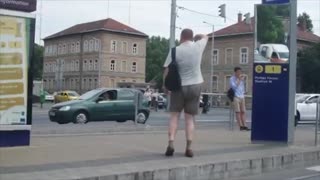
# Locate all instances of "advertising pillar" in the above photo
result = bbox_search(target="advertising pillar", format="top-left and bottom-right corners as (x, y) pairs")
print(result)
(0, 0), (37, 147)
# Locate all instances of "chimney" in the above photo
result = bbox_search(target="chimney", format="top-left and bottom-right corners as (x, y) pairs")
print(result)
(238, 12), (242, 23)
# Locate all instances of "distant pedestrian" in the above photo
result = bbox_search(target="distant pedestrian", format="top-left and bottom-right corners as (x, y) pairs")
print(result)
(163, 29), (208, 158)
(144, 88), (152, 107)
(151, 89), (159, 111)
(230, 67), (250, 131)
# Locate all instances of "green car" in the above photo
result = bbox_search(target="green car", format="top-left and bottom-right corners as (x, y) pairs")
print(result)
(49, 88), (150, 124)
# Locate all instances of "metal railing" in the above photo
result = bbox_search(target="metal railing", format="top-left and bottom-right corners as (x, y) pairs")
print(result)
(200, 93), (252, 131)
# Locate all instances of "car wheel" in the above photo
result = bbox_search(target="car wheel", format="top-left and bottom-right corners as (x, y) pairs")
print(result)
(74, 111), (89, 124)
(136, 111), (148, 124)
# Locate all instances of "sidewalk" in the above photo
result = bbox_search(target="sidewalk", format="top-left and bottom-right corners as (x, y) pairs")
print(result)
(1, 128), (320, 180)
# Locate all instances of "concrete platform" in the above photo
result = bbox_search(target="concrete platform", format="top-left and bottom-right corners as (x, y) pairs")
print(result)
(1, 128), (320, 180)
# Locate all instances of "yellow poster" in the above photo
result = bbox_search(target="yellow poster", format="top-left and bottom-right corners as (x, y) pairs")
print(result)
(0, 15), (28, 125)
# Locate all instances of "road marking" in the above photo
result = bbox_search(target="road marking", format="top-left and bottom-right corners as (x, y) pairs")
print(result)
(306, 165), (320, 172)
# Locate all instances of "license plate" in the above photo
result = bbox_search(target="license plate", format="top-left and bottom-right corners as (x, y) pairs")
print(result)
(49, 111), (55, 116)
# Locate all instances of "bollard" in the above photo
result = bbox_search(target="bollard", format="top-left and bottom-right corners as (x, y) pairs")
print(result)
(229, 101), (234, 131)
(134, 91), (139, 125)
(315, 97), (320, 146)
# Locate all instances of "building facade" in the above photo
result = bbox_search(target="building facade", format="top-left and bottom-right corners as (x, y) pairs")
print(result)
(43, 18), (148, 94)
(201, 14), (320, 97)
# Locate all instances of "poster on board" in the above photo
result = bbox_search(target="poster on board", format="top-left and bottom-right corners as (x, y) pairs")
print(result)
(0, 15), (31, 125)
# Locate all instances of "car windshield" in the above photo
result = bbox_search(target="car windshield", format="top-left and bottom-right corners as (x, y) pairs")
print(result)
(79, 89), (102, 100)
(296, 95), (310, 103)
(279, 52), (289, 59)
(68, 92), (79, 96)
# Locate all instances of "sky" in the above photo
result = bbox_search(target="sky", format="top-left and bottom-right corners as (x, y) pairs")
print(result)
(33, 0), (320, 45)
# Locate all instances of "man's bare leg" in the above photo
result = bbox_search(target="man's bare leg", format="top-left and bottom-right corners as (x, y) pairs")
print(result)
(236, 112), (244, 128)
(166, 112), (180, 156)
(241, 112), (246, 127)
(184, 113), (195, 157)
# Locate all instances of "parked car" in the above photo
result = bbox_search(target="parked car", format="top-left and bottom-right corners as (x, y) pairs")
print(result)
(49, 88), (150, 124)
(295, 94), (320, 125)
(44, 91), (54, 102)
(54, 90), (79, 103)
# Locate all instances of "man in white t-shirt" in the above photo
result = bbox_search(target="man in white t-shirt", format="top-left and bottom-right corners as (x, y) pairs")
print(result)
(163, 29), (208, 158)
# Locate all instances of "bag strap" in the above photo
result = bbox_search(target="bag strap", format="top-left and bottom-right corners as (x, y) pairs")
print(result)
(171, 47), (176, 63)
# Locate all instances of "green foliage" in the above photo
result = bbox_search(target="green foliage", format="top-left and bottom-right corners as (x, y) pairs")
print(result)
(146, 36), (170, 90)
(298, 43), (320, 93)
(257, 5), (287, 44)
(32, 44), (44, 80)
(298, 12), (313, 32)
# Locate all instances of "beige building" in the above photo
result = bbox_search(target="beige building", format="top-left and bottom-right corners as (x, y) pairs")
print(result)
(201, 13), (320, 97)
(43, 18), (148, 94)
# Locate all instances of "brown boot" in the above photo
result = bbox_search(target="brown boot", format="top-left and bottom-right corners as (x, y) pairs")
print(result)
(185, 149), (194, 158)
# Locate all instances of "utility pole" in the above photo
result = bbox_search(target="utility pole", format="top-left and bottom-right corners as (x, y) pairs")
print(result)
(167, 0), (177, 111)
(169, 0), (177, 48)
(204, 22), (214, 95)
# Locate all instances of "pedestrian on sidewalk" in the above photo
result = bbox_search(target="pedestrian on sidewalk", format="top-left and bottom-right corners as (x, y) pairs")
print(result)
(230, 67), (250, 131)
(163, 29), (208, 158)
(151, 89), (159, 111)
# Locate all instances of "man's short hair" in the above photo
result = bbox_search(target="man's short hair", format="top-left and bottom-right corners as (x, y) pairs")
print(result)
(234, 67), (242, 72)
(180, 29), (193, 41)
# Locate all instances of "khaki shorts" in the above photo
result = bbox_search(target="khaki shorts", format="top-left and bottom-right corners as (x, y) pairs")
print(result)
(234, 97), (246, 113)
(169, 84), (202, 115)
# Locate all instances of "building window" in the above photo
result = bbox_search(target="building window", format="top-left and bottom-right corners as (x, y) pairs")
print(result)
(110, 60), (115, 71)
(122, 41), (127, 54)
(111, 40), (117, 53)
(95, 39), (100, 51)
(70, 79), (74, 89)
(83, 40), (88, 52)
(94, 79), (98, 88)
(58, 44), (62, 55)
(121, 61), (127, 72)
(240, 47), (249, 64)
(89, 40), (94, 52)
(212, 76), (218, 92)
(71, 60), (75, 71)
(131, 62), (137, 73)
(75, 60), (79, 71)
(76, 42), (80, 52)
(63, 44), (67, 54)
(132, 43), (138, 55)
(71, 43), (75, 53)
(213, 49), (219, 65)
(83, 60), (87, 71)
(242, 75), (248, 92)
(110, 79), (115, 87)
(89, 79), (93, 89)
(83, 78), (86, 89)
(89, 60), (93, 71)
(224, 75), (232, 92)
(94, 60), (98, 71)
(225, 48), (233, 65)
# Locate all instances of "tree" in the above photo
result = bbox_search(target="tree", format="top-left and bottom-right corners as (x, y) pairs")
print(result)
(145, 36), (170, 90)
(32, 44), (44, 80)
(298, 12), (313, 32)
(257, 5), (289, 44)
(298, 43), (320, 93)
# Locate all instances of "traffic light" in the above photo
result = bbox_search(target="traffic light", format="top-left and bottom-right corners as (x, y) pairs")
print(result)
(218, 4), (226, 18)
